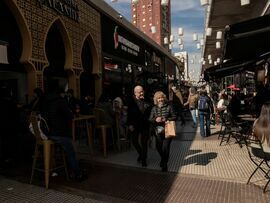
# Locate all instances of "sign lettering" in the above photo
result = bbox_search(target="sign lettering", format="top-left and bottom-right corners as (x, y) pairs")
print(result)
(38, 0), (79, 22)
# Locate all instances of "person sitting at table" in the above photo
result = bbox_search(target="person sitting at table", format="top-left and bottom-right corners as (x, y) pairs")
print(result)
(252, 102), (270, 154)
(44, 86), (87, 181)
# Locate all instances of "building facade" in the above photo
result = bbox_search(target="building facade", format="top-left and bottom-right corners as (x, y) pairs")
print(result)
(131, 0), (171, 48)
(0, 0), (177, 105)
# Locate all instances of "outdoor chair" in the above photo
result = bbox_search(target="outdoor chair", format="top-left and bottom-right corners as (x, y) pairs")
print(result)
(245, 135), (270, 193)
(93, 107), (115, 157)
(218, 112), (244, 147)
(29, 114), (69, 189)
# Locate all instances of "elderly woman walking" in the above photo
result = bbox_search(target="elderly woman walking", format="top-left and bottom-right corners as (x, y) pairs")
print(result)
(149, 91), (176, 172)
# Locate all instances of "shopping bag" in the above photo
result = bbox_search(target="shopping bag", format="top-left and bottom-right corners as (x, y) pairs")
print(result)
(165, 121), (176, 138)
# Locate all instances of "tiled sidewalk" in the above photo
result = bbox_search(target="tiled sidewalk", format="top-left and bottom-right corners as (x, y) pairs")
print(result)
(78, 121), (265, 185)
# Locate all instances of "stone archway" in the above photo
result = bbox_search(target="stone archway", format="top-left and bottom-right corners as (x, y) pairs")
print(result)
(0, 0), (33, 103)
(80, 33), (101, 103)
(4, 0), (32, 63)
(43, 19), (73, 93)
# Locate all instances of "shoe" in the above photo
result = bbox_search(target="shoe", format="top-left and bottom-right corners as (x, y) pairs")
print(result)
(162, 164), (168, 172)
(142, 160), (147, 167)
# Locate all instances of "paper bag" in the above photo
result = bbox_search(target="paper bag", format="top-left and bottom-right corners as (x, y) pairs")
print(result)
(165, 121), (176, 138)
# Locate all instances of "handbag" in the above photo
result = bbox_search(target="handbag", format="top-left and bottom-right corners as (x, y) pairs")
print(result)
(165, 121), (176, 138)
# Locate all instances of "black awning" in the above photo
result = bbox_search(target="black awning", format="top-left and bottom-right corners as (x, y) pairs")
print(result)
(204, 52), (270, 81)
(224, 14), (270, 61)
(204, 60), (253, 81)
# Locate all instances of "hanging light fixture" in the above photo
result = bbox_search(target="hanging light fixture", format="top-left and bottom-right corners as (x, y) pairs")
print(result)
(216, 31), (222, 39)
(240, 0), (250, 6)
(164, 37), (168, 45)
(177, 38), (183, 45)
(216, 41), (221, 49)
(217, 58), (221, 63)
(169, 43), (173, 50)
(193, 33), (198, 41)
(150, 26), (156, 33)
(206, 27), (212, 36)
(208, 54), (211, 60)
(200, 0), (209, 6)
(178, 27), (184, 36)
(200, 39), (204, 46)
(209, 59), (212, 64)
(170, 34), (174, 42)
(161, 0), (169, 6)
(196, 43), (201, 50)
(214, 61), (217, 66)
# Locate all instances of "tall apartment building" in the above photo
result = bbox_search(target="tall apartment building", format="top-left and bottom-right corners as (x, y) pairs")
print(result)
(131, 0), (171, 48)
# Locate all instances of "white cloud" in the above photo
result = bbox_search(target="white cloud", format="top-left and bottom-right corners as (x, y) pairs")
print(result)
(171, 0), (202, 12)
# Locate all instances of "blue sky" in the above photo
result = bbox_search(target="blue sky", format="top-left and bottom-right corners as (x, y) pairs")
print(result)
(104, 0), (206, 81)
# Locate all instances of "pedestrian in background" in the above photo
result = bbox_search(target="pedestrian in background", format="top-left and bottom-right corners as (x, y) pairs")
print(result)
(198, 90), (214, 137)
(170, 84), (185, 126)
(184, 87), (199, 128)
(127, 85), (152, 167)
(149, 91), (176, 172)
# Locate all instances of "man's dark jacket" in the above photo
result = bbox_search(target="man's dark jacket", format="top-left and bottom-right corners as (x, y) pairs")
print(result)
(45, 93), (73, 138)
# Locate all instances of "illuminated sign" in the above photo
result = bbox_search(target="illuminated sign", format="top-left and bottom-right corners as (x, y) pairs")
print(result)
(114, 26), (140, 56)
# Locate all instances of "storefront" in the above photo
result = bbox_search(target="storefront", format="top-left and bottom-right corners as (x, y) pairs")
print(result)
(0, 0), (102, 104)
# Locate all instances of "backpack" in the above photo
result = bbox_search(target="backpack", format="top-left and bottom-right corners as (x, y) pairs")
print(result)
(198, 96), (209, 111)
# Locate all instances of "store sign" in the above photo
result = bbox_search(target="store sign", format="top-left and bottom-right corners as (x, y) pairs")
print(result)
(114, 26), (140, 56)
(37, 0), (79, 22)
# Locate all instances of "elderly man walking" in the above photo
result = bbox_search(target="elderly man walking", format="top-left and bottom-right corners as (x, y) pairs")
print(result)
(127, 85), (152, 167)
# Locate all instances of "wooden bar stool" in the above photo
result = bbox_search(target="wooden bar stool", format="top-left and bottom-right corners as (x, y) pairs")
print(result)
(93, 108), (115, 157)
(29, 114), (69, 189)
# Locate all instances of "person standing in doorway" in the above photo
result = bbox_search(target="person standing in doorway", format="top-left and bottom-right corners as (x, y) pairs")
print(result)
(127, 85), (152, 167)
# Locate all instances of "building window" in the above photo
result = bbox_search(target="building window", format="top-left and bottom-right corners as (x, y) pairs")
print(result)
(133, 14), (136, 18)
(142, 5), (145, 8)
(133, 21), (136, 24)
(143, 24), (146, 27)
(143, 11), (145, 15)
(143, 18), (145, 22)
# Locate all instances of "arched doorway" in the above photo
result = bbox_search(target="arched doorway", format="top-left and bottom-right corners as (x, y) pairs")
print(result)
(44, 22), (69, 93)
(0, 0), (27, 103)
(80, 37), (95, 101)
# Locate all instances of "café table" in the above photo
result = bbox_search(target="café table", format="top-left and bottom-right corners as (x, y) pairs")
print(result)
(72, 114), (95, 154)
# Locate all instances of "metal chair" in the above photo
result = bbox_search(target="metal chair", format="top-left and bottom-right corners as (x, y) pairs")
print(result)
(29, 114), (69, 189)
(245, 135), (270, 193)
(218, 112), (244, 147)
